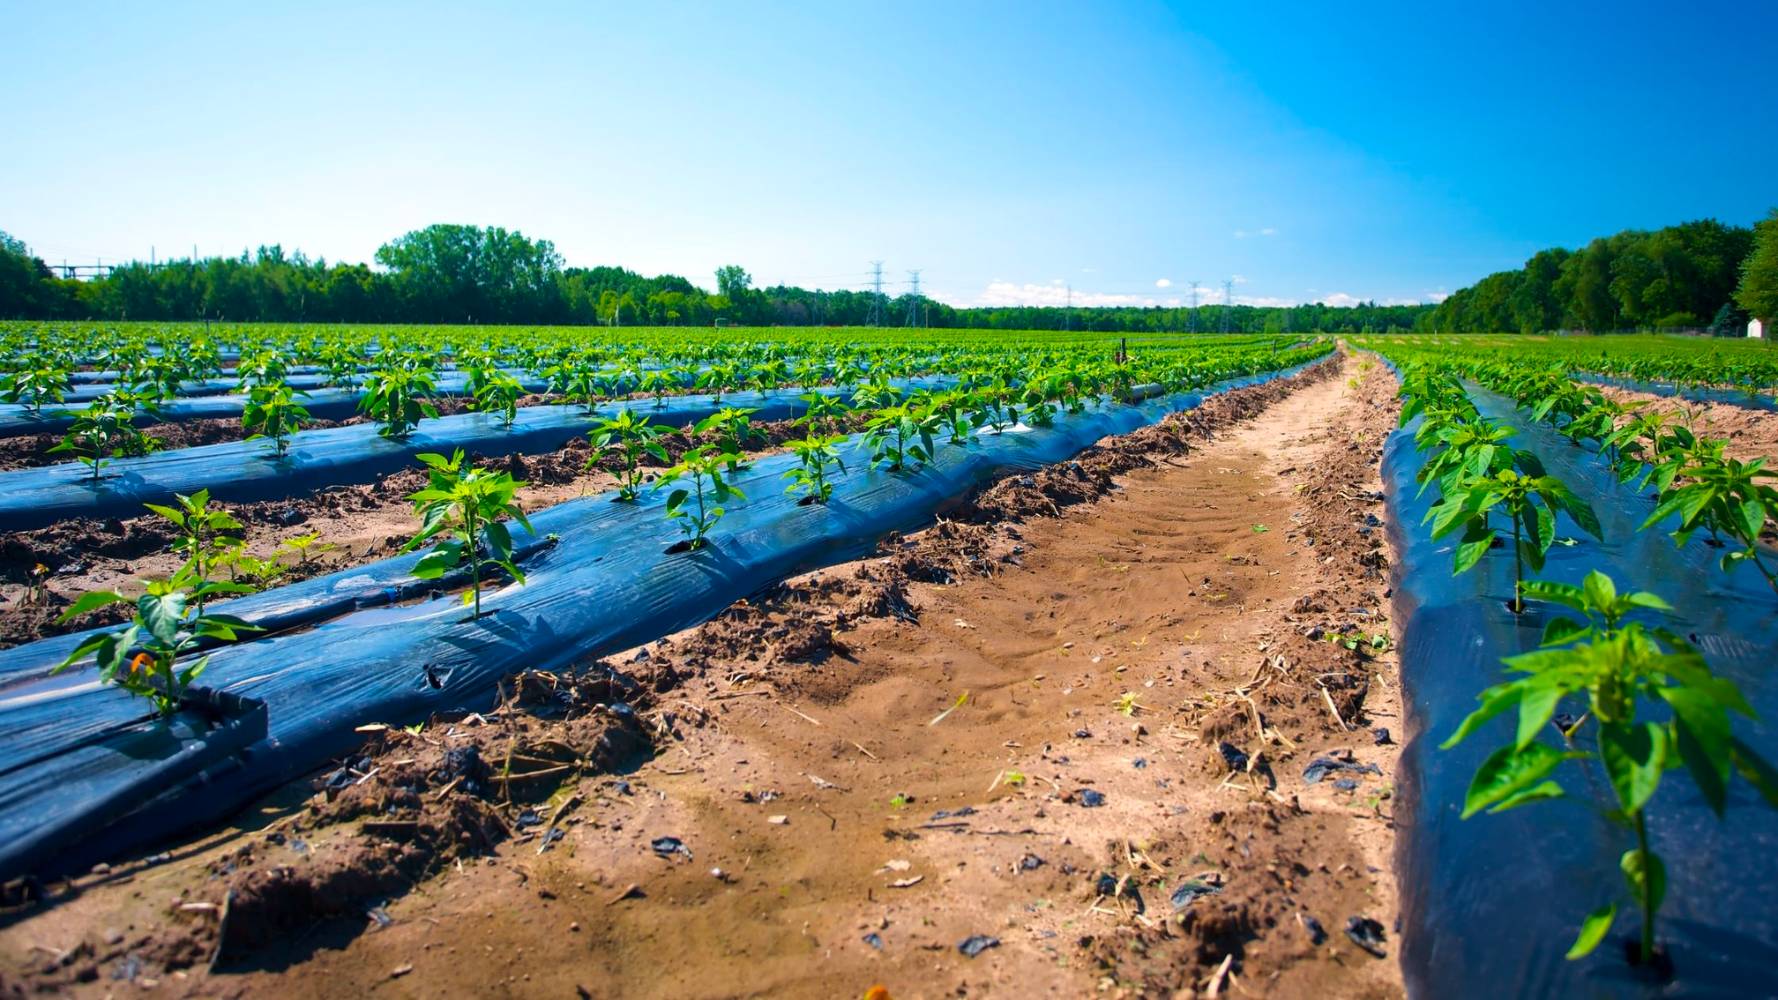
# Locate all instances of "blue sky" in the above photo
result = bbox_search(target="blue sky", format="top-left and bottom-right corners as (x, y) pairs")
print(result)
(3, 1), (1774, 309)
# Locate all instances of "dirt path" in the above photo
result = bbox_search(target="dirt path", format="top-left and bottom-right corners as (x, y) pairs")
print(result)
(0, 356), (1408, 998)
(1594, 384), (1778, 466)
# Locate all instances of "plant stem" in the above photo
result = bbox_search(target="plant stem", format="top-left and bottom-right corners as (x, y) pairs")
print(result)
(1633, 810), (1655, 965)
(693, 469), (708, 548)
(466, 507), (481, 620)
(1512, 513), (1525, 614)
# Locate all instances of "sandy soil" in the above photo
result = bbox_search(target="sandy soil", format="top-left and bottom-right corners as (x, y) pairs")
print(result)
(1594, 385), (1778, 467)
(0, 355), (1409, 998)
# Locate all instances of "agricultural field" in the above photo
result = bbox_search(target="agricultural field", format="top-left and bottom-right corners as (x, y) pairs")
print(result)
(0, 323), (1774, 999)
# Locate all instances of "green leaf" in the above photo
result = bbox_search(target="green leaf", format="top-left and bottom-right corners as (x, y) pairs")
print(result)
(143, 502), (185, 525)
(1639, 489), (1693, 532)
(1487, 778), (1565, 813)
(1660, 687), (1730, 817)
(1540, 615), (1589, 647)
(483, 520), (514, 560)
(57, 632), (117, 673)
(1461, 742), (1570, 819)
(1620, 848), (1667, 912)
(1582, 571), (1617, 612)
(1735, 497), (1767, 541)
(57, 589), (128, 623)
(139, 591), (187, 645)
(1624, 591), (1673, 612)
(1598, 721), (1666, 815)
(1522, 579), (1587, 613)
(1453, 523), (1494, 575)
(1555, 486), (1602, 540)
(413, 543), (463, 579)
(1516, 686), (1562, 750)
(1729, 736), (1778, 809)
(1565, 903), (1616, 960)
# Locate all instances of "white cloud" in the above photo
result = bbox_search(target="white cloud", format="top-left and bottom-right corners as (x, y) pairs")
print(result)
(1425, 289), (1451, 303)
(950, 281), (1440, 310)
(1260, 227), (1277, 237)
(1317, 292), (1431, 308)
(972, 282), (1154, 308)
(1233, 227), (1278, 239)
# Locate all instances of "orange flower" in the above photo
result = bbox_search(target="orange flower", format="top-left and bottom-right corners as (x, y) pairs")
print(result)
(128, 652), (152, 675)
(863, 988), (892, 1000)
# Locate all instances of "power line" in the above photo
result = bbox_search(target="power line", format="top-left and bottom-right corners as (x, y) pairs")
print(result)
(1188, 280), (1199, 332)
(905, 269), (923, 327)
(1221, 278), (1235, 333)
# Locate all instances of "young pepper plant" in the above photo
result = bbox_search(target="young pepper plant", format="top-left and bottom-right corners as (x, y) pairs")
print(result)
(403, 450), (533, 620)
(783, 433), (848, 504)
(1441, 571), (1778, 966)
(655, 444), (745, 550)
(693, 407), (759, 471)
(242, 381), (311, 458)
(588, 409), (669, 501)
(471, 369), (525, 429)
(1641, 454), (1778, 594)
(145, 488), (246, 612)
(53, 571), (260, 718)
(1428, 459), (1602, 614)
(360, 367), (439, 439)
(50, 396), (156, 486)
(0, 361), (72, 415)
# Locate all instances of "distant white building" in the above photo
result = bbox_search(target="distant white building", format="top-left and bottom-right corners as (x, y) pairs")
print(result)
(1752, 317), (1768, 339)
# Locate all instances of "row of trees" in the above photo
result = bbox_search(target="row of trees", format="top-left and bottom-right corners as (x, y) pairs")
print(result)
(1425, 213), (1778, 334)
(0, 225), (1432, 332)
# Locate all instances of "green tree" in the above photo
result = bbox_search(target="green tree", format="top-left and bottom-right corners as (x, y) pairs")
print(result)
(1736, 208), (1778, 323)
(374, 224), (564, 323)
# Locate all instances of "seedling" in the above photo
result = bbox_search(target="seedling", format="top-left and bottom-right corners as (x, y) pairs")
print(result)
(655, 444), (745, 551)
(783, 433), (848, 504)
(0, 361), (72, 415)
(360, 367), (439, 439)
(242, 381), (311, 457)
(221, 548), (287, 590)
(1429, 461), (1601, 614)
(864, 404), (940, 472)
(403, 450), (534, 620)
(588, 409), (669, 501)
(796, 391), (851, 434)
(1641, 454), (1778, 594)
(278, 531), (337, 569)
(144, 489), (245, 612)
(694, 407), (759, 470)
(471, 369), (525, 429)
(50, 396), (157, 485)
(54, 571), (260, 718)
(639, 368), (676, 408)
(1442, 572), (1778, 966)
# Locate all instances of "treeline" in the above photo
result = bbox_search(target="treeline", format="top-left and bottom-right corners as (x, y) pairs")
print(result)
(1425, 215), (1775, 334)
(0, 224), (1430, 333)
